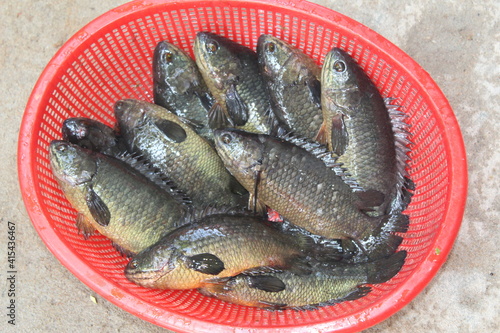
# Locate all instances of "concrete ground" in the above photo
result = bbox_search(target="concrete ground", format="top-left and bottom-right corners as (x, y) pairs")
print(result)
(1, 0), (498, 332)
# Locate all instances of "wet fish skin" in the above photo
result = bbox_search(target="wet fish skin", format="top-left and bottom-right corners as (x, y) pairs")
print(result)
(49, 140), (188, 256)
(214, 129), (410, 260)
(153, 41), (214, 142)
(318, 48), (410, 215)
(257, 35), (323, 139)
(62, 117), (127, 157)
(213, 129), (381, 242)
(124, 213), (311, 290)
(115, 99), (247, 208)
(194, 32), (275, 134)
(199, 250), (407, 310)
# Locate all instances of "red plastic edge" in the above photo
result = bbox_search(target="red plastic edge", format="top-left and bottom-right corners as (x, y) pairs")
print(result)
(18, 0), (468, 332)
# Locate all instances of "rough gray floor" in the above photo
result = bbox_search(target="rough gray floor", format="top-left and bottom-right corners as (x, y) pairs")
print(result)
(1, 0), (498, 332)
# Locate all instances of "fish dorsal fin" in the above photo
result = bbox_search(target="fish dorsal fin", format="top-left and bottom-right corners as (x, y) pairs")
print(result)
(85, 185), (111, 227)
(153, 118), (188, 143)
(247, 275), (286, 292)
(278, 132), (364, 191)
(185, 253), (225, 275)
(384, 98), (414, 213)
(116, 152), (192, 206)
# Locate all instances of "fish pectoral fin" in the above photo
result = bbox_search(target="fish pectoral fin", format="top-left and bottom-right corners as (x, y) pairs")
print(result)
(330, 114), (348, 156)
(76, 213), (96, 239)
(111, 242), (135, 258)
(248, 168), (267, 215)
(185, 253), (225, 275)
(257, 300), (288, 310)
(225, 84), (248, 126)
(247, 275), (286, 292)
(314, 121), (332, 151)
(85, 186), (111, 227)
(177, 115), (205, 130)
(307, 77), (322, 108)
(154, 118), (188, 143)
(195, 91), (214, 112)
(248, 193), (267, 216)
(229, 176), (248, 196)
(208, 102), (233, 129)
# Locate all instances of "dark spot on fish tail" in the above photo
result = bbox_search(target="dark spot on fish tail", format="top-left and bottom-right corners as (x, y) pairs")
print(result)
(154, 119), (187, 143)
(247, 275), (286, 292)
(186, 253), (225, 275)
(85, 185), (111, 227)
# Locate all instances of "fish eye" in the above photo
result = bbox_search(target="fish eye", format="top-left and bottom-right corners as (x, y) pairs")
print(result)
(56, 144), (67, 151)
(164, 52), (174, 63)
(266, 42), (276, 53)
(333, 60), (346, 72)
(221, 133), (232, 144)
(129, 260), (138, 269)
(206, 41), (219, 53)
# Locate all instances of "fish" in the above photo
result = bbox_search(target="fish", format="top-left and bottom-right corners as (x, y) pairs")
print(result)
(49, 140), (188, 256)
(214, 129), (408, 260)
(152, 41), (214, 143)
(124, 211), (312, 290)
(61, 117), (127, 157)
(257, 34), (323, 140)
(194, 32), (276, 134)
(199, 250), (407, 310)
(316, 48), (413, 215)
(114, 99), (247, 208)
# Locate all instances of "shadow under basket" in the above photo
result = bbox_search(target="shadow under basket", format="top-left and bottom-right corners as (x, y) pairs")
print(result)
(18, 0), (467, 332)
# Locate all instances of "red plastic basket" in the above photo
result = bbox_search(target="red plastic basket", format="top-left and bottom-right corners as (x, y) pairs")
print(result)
(18, 0), (467, 332)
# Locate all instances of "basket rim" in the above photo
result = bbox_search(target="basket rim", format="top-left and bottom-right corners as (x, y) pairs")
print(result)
(18, 0), (468, 332)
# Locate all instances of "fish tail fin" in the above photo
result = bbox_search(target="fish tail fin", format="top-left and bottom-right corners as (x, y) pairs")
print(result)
(314, 121), (332, 151)
(356, 212), (409, 261)
(389, 176), (415, 215)
(366, 250), (407, 284)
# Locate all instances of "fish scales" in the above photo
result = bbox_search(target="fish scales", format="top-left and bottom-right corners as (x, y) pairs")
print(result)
(318, 48), (412, 215)
(115, 99), (246, 208)
(194, 32), (275, 134)
(125, 213), (310, 290)
(214, 129), (382, 243)
(199, 251), (407, 310)
(49, 141), (187, 256)
(258, 35), (323, 139)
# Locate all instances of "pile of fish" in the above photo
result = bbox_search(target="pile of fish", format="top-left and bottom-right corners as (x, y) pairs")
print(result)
(49, 32), (413, 311)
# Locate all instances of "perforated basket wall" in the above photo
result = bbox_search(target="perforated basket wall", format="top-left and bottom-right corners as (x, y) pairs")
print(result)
(18, 0), (467, 332)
